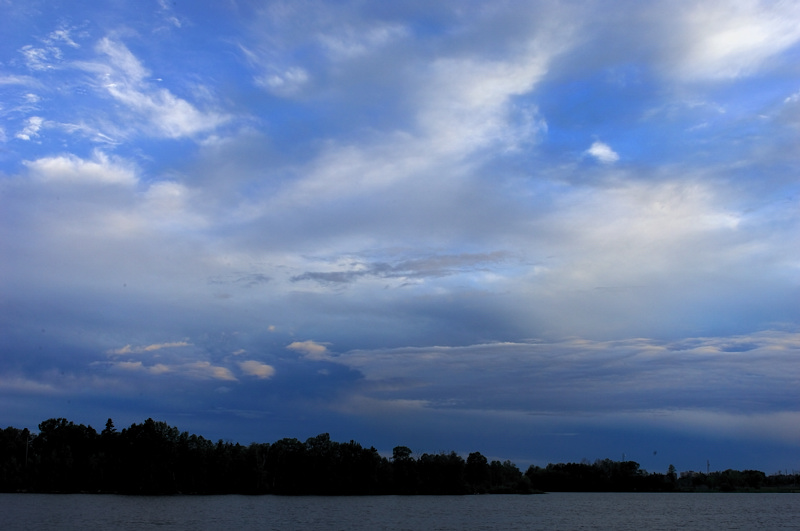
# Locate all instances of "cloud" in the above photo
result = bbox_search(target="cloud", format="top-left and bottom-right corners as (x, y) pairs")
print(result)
(669, 0), (800, 80)
(329, 331), (800, 423)
(320, 23), (408, 60)
(0, 376), (57, 394)
(287, 340), (330, 360)
(3, 0), (800, 472)
(84, 38), (230, 138)
(418, 54), (554, 156)
(8, 150), (212, 267)
(292, 252), (509, 285)
(207, 273), (271, 288)
(19, 44), (60, 71)
(0, 74), (41, 86)
(239, 360), (276, 379)
(15, 116), (44, 140)
(24, 151), (138, 186)
(585, 141), (619, 163)
(156, 0), (183, 29)
(184, 361), (237, 381)
(107, 341), (191, 356)
(106, 360), (236, 381)
(242, 2), (408, 97)
(48, 28), (80, 49)
(110, 361), (172, 375)
(255, 66), (309, 97)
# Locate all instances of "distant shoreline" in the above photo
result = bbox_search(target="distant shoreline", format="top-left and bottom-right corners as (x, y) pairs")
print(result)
(3, 417), (798, 495)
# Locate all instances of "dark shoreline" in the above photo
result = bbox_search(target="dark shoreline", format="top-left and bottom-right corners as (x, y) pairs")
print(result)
(3, 417), (798, 496)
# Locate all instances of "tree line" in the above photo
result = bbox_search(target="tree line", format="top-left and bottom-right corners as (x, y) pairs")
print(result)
(1, 418), (797, 494)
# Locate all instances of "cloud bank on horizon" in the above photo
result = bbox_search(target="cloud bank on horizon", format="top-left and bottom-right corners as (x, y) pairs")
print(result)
(1, 0), (798, 472)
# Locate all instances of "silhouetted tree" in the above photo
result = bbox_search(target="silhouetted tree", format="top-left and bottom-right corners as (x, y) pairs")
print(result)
(667, 464), (677, 483)
(266, 437), (306, 494)
(417, 451), (465, 494)
(117, 418), (182, 494)
(489, 459), (527, 493)
(465, 452), (490, 493)
(391, 446), (418, 494)
(32, 418), (99, 492)
(0, 427), (31, 491)
(3, 416), (792, 495)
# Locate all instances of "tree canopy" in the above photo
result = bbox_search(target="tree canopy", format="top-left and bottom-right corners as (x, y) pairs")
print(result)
(0, 418), (795, 495)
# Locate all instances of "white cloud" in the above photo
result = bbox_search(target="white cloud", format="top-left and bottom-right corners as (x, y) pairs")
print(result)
(670, 0), (800, 80)
(48, 28), (80, 49)
(19, 44), (59, 71)
(0, 74), (40, 86)
(157, 0), (183, 29)
(492, 175), (780, 339)
(244, 1), (407, 97)
(287, 340), (330, 360)
(23, 151), (137, 186)
(254, 49), (560, 210)
(86, 38), (230, 138)
(93, 37), (148, 82)
(785, 89), (800, 105)
(317, 23), (408, 60)
(239, 360), (276, 379)
(107, 341), (191, 356)
(107, 360), (236, 381)
(551, 178), (744, 272)
(255, 66), (309, 96)
(585, 141), (619, 163)
(15, 116), (44, 140)
(140, 180), (208, 231)
(184, 361), (238, 381)
(418, 50), (556, 157)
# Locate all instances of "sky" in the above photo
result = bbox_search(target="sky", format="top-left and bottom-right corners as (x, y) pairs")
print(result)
(1, 0), (799, 474)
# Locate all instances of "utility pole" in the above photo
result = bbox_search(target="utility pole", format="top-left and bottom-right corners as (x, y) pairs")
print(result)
(706, 460), (710, 475)
(23, 428), (32, 467)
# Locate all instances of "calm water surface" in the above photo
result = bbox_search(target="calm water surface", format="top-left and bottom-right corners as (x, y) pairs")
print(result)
(2, 492), (798, 530)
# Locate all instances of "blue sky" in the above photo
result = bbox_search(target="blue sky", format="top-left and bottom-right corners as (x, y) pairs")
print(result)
(1, 0), (799, 474)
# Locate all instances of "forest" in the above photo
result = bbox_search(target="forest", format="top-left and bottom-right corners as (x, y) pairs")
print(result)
(1, 418), (797, 495)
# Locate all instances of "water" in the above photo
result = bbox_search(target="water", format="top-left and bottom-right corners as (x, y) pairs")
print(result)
(2, 492), (798, 530)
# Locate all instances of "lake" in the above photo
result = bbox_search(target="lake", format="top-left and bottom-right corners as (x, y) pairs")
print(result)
(2, 492), (798, 530)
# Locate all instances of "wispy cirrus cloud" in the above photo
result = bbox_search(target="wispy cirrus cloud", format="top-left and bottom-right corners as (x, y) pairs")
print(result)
(76, 38), (230, 139)
(0, 74), (41, 86)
